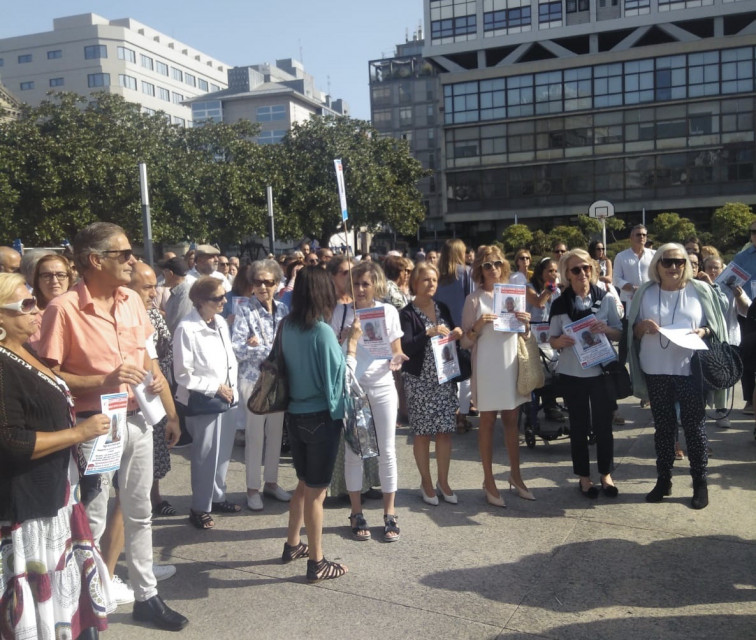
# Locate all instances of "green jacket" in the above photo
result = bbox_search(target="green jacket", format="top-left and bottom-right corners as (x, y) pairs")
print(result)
(626, 279), (728, 406)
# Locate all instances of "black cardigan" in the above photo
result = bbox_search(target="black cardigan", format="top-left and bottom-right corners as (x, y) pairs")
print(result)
(399, 300), (456, 377)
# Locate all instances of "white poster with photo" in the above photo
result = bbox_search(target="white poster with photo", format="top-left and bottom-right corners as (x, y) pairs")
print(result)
(431, 334), (461, 384)
(493, 283), (527, 333)
(84, 392), (127, 475)
(356, 306), (392, 359)
(563, 314), (617, 369)
(132, 372), (166, 426)
(715, 263), (749, 289)
(533, 322), (551, 346)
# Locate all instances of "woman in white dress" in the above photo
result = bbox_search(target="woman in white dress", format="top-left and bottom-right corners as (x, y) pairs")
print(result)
(461, 246), (534, 507)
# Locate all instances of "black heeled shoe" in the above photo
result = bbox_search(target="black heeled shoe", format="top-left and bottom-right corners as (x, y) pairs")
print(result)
(645, 476), (672, 503)
(691, 478), (708, 510)
(601, 482), (619, 498)
(579, 480), (599, 499)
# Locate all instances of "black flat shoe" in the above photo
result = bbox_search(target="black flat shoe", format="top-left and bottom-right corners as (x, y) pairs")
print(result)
(133, 595), (188, 631)
(601, 483), (619, 498)
(579, 482), (599, 499)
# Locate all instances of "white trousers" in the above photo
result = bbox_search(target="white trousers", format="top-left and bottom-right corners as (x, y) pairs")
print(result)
(82, 413), (157, 602)
(239, 379), (285, 490)
(186, 410), (236, 513)
(344, 382), (398, 494)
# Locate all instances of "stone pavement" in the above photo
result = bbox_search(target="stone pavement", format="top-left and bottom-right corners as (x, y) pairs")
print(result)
(108, 394), (756, 640)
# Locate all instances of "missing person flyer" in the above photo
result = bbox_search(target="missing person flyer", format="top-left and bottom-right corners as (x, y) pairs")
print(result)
(563, 314), (616, 369)
(715, 263), (749, 289)
(533, 322), (551, 345)
(84, 392), (127, 475)
(355, 306), (392, 359)
(431, 334), (461, 383)
(493, 283), (527, 332)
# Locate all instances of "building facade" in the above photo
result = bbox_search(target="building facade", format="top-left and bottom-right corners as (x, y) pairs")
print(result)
(0, 80), (21, 122)
(369, 31), (446, 236)
(0, 13), (228, 126)
(424, 0), (756, 235)
(189, 58), (348, 143)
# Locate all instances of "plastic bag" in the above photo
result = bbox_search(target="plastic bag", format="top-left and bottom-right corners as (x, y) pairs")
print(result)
(343, 371), (380, 459)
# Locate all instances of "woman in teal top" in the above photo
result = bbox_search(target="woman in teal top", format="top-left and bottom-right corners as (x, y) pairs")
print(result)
(281, 266), (359, 583)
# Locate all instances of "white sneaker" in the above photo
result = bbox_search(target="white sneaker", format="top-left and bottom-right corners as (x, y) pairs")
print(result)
(263, 485), (292, 502)
(153, 564), (176, 582)
(247, 492), (263, 511)
(110, 574), (134, 605)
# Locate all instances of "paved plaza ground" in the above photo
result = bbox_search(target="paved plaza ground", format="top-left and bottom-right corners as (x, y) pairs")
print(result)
(108, 393), (756, 639)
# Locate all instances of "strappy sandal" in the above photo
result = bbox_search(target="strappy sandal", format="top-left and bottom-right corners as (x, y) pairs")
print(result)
(211, 500), (242, 513)
(349, 512), (371, 541)
(383, 514), (400, 542)
(152, 500), (177, 516)
(189, 509), (214, 530)
(281, 541), (309, 563)
(306, 557), (347, 583)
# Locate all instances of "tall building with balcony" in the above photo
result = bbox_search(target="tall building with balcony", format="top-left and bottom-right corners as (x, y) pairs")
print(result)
(0, 13), (229, 126)
(424, 0), (756, 235)
(369, 30), (445, 236)
(189, 58), (348, 144)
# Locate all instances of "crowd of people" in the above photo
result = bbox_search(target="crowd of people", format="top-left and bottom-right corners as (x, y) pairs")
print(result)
(1, 220), (754, 636)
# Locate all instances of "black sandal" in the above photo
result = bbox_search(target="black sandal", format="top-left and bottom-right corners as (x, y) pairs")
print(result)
(349, 512), (371, 541)
(189, 509), (214, 530)
(153, 500), (177, 516)
(383, 514), (400, 542)
(211, 500), (241, 513)
(282, 541), (309, 563)
(306, 557), (347, 583)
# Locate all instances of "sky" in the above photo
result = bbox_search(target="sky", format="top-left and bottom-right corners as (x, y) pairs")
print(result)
(0, 1), (426, 120)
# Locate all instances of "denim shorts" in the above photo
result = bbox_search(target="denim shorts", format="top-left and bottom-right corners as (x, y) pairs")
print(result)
(286, 410), (342, 488)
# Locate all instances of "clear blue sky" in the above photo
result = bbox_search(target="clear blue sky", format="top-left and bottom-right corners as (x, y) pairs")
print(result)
(0, 1), (425, 119)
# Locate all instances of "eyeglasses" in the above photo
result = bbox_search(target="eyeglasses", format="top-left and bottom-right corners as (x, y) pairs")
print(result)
(482, 260), (503, 271)
(218, 261), (229, 267)
(0, 296), (37, 313)
(253, 279), (276, 287)
(403, 268), (412, 273)
(660, 258), (686, 268)
(205, 294), (226, 303)
(39, 272), (69, 282)
(554, 249), (566, 255)
(569, 265), (592, 275)
(100, 249), (134, 262)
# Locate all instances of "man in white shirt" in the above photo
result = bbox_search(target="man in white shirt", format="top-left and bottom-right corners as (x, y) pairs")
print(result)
(187, 244), (231, 291)
(613, 224), (655, 308)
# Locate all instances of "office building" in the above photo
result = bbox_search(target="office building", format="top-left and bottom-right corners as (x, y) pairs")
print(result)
(0, 80), (21, 122)
(0, 13), (229, 126)
(424, 0), (756, 235)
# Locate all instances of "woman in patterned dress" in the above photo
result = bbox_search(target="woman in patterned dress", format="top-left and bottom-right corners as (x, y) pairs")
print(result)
(400, 262), (462, 505)
(0, 273), (114, 639)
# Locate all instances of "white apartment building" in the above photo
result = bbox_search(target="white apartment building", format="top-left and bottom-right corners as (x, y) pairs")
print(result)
(0, 13), (229, 126)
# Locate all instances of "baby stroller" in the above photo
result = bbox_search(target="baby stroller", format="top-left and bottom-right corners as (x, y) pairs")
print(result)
(520, 341), (570, 448)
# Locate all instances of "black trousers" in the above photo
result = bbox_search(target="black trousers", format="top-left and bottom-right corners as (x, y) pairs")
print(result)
(559, 374), (614, 477)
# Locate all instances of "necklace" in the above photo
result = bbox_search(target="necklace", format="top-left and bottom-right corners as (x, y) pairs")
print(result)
(657, 285), (682, 349)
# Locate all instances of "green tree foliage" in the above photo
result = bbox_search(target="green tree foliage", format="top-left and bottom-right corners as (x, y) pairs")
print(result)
(530, 230), (549, 256)
(711, 202), (754, 252)
(650, 212), (697, 244)
(278, 116), (428, 246)
(500, 223), (533, 253)
(548, 225), (586, 250)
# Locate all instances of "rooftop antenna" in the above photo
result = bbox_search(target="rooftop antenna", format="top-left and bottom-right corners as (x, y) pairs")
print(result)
(327, 75), (331, 96)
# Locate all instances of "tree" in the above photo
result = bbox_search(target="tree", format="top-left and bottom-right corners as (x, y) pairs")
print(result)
(548, 225), (586, 250)
(278, 116), (428, 246)
(650, 212), (697, 244)
(711, 202), (754, 252)
(500, 223), (533, 253)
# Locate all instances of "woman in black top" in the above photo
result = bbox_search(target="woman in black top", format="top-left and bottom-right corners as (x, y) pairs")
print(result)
(0, 273), (113, 640)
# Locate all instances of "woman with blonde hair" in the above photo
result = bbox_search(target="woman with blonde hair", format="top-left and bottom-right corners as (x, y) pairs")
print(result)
(510, 248), (533, 285)
(461, 246), (534, 506)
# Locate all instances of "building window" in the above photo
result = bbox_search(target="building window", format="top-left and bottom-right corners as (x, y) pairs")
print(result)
(480, 78), (506, 120)
(173, 116), (186, 127)
(538, 1), (562, 27)
(185, 73), (196, 87)
(655, 55), (687, 101)
(143, 107), (156, 116)
(49, 77), (64, 87)
(688, 51), (719, 97)
(47, 49), (62, 60)
(624, 0), (650, 14)
(594, 63), (623, 107)
(192, 100), (223, 124)
(535, 70), (564, 114)
(119, 74), (137, 90)
(141, 54), (154, 71)
(117, 46), (136, 63)
(624, 58), (654, 104)
(721, 47), (754, 94)
(142, 81), (155, 96)
(507, 75), (534, 118)
(158, 87), (170, 101)
(172, 92), (185, 104)
(18, 54), (32, 63)
(564, 67), (592, 111)
(257, 105), (286, 121)
(484, 4), (532, 33)
(87, 73), (110, 88)
(156, 60), (169, 76)
(400, 106), (413, 124)
(84, 45), (107, 59)
(198, 78), (208, 91)
(172, 67), (183, 82)
(444, 82), (479, 124)
(19, 81), (34, 90)
(257, 130), (287, 144)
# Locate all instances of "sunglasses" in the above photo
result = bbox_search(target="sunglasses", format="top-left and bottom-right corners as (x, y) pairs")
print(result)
(205, 294), (226, 303)
(660, 258), (686, 268)
(39, 272), (69, 282)
(594, 247), (605, 251)
(253, 279), (276, 287)
(100, 249), (134, 262)
(218, 262), (229, 267)
(569, 265), (592, 275)
(554, 249), (566, 255)
(1, 296), (37, 313)
(482, 260), (503, 271)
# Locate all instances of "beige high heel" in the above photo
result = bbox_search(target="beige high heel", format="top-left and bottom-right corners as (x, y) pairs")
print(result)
(483, 484), (506, 508)
(508, 476), (535, 501)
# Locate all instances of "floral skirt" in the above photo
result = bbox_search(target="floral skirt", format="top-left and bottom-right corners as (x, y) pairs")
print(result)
(0, 457), (115, 640)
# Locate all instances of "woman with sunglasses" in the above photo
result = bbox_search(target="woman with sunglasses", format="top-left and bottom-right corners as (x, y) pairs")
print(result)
(589, 240), (613, 286)
(461, 246), (533, 506)
(628, 244), (727, 509)
(0, 273), (114, 639)
(231, 259), (291, 511)
(549, 250), (622, 498)
(174, 276), (240, 529)
(510, 249), (533, 286)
